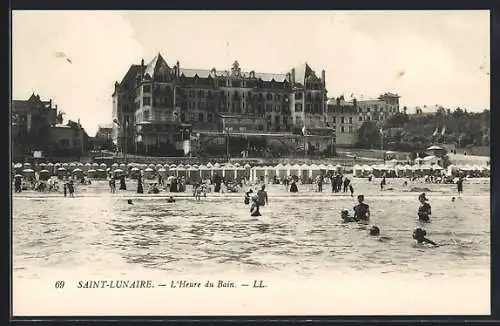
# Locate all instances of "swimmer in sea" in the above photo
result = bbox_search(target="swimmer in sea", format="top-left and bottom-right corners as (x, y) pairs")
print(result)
(413, 228), (438, 246)
(452, 197), (456, 202)
(127, 199), (133, 205)
(167, 196), (176, 203)
(417, 193), (432, 222)
(340, 209), (356, 223)
(353, 194), (370, 223)
(368, 226), (392, 241)
(250, 195), (261, 217)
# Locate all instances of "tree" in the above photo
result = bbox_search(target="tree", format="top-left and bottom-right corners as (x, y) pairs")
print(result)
(356, 121), (380, 148)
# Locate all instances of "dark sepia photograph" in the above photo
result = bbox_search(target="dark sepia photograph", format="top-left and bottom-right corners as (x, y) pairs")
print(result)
(11, 10), (490, 316)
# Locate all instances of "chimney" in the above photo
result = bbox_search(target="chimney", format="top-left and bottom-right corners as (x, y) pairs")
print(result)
(176, 61), (180, 76)
(321, 70), (326, 86)
(141, 58), (145, 76)
(291, 68), (295, 84)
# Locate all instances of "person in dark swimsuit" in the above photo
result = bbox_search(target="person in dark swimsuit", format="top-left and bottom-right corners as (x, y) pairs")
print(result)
(349, 184), (354, 197)
(413, 228), (437, 246)
(289, 180), (299, 193)
(353, 195), (370, 222)
(167, 196), (176, 203)
(417, 193), (431, 222)
(457, 177), (464, 195)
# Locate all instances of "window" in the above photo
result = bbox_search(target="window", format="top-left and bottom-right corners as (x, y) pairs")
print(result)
(266, 93), (273, 101)
(341, 116), (345, 124)
(143, 97), (151, 106)
(188, 112), (195, 121)
(274, 116), (279, 124)
(144, 110), (150, 121)
(198, 113), (204, 122)
(189, 91), (194, 98)
(367, 108), (371, 112)
(349, 117), (353, 124)
(143, 85), (151, 93)
(341, 126), (345, 133)
(359, 116), (363, 121)
(305, 104), (311, 112)
(295, 92), (303, 100)
(295, 103), (302, 112)
(266, 104), (272, 112)
(275, 105), (280, 112)
(332, 116), (336, 123)
(207, 113), (213, 122)
(198, 90), (204, 98)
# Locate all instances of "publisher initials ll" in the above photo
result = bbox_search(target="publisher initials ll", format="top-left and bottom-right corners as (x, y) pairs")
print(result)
(253, 280), (265, 288)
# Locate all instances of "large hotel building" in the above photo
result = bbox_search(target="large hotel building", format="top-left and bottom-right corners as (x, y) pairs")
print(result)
(112, 53), (400, 156)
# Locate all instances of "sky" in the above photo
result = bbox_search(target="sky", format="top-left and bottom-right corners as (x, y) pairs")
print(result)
(12, 10), (490, 136)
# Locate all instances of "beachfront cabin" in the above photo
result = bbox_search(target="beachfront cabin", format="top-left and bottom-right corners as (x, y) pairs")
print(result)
(299, 164), (309, 182)
(265, 165), (277, 184)
(188, 166), (200, 184)
(199, 164), (211, 180)
(91, 163), (99, 170)
(251, 166), (266, 183)
(222, 164), (235, 182)
(23, 162), (31, 169)
(212, 163), (222, 181)
(99, 163), (107, 170)
(236, 165), (245, 180)
(244, 164), (251, 178)
(310, 164), (321, 180)
(275, 163), (287, 180)
(46, 163), (54, 174)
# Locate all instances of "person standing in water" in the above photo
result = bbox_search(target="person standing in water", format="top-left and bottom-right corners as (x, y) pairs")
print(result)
(244, 189), (253, 205)
(250, 196), (261, 216)
(349, 184), (354, 197)
(257, 185), (268, 206)
(68, 180), (75, 197)
(417, 193), (432, 222)
(63, 182), (67, 197)
(380, 176), (386, 191)
(457, 176), (464, 196)
(353, 194), (370, 222)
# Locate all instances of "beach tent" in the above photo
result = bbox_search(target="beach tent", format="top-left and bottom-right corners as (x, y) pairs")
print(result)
(206, 162), (214, 169)
(23, 162), (32, 169)
(353, 164), (363, 178)
(87, 169), (97, 178)
(129, 167), (141, 179)
(143, 167), (155, 179)
(309, 164), (321, 179)
(99, 163), (107, 169)
(91, 163), (99, 169)
(56, 167), (67, 179)
(72, 168), (84, 178)
(22, 168), (35, 179)
(264, 165), (277, 182)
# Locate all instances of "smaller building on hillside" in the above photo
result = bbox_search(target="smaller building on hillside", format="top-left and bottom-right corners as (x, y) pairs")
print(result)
(49, 121), (88, 157)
